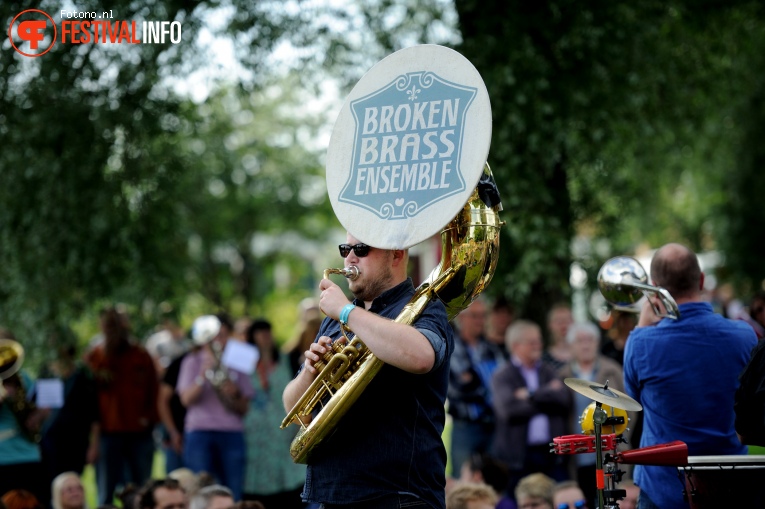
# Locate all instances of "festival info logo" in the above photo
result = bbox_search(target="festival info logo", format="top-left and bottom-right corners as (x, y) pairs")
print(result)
(339, 72), (477, 219)
(8, 9), (182, 57)
(8, 9), (57, 57)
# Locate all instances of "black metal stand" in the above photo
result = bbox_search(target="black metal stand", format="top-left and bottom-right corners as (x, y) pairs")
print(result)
(593, 401), (627, 509)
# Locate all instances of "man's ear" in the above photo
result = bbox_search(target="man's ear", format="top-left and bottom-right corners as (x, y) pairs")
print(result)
(391, 249), (406, 266)
(699, 272), (705, 291)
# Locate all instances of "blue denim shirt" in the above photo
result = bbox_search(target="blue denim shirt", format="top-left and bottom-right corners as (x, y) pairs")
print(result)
(624, 301), (757, 509)
(302, 278), (454, 509)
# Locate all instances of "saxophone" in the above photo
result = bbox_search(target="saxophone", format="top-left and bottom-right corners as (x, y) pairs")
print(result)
(190, 315), (243, 414)
(205, 339), (233, 388)
(281, 163), (502, 463)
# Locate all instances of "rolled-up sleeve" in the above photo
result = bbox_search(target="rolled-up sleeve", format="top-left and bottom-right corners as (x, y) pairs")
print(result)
(415, 300), (452, 372)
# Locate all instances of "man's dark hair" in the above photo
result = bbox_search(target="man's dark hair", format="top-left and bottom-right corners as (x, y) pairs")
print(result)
(215, 313), (234, 331)
(137, 479), (182, 509)
(491, 296), (513, 313)
(650, 243), (702, 299)
(246, 318), (279, 360)
(466, 453), (510, 495)
(249, 318), (272, 333)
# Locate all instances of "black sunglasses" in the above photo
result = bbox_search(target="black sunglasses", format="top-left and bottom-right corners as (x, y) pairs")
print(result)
(339, 243), (371, 258)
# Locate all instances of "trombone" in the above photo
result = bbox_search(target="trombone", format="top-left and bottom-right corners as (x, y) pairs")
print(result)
(597, 256), (680, 320)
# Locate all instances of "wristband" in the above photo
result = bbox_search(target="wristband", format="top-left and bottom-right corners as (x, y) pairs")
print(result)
(339, 304), (356, 325)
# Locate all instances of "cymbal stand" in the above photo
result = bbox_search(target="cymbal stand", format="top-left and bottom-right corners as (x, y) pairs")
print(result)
(593, 401), (627, 509)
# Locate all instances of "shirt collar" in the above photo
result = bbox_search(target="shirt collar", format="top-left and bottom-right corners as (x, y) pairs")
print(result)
(657, 301), (713, 326)
(352, 277), (414, 312)
(511, 354), (540, 370)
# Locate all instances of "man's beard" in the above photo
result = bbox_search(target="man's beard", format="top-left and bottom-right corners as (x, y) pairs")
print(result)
(351, 265), (393, 303)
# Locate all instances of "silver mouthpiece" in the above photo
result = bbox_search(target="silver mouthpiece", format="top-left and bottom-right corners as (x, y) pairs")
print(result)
(324, 266), (360, 281)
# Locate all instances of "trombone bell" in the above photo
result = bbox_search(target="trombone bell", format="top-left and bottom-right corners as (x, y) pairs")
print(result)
(597, 256), (680, 320)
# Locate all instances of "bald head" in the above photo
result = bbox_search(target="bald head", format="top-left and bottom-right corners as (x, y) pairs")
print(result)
(650, 243), (702, 300)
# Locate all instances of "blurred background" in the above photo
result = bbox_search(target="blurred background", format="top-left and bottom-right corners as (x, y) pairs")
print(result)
(2, 0), (764, 369)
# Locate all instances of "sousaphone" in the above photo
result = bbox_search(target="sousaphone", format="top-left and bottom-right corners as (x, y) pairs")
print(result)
(0, 338), (24, 394)
(281, 45), (501, 463)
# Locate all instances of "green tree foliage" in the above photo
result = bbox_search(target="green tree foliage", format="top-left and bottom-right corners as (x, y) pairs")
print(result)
(172, 78), (333, 313)
(3, 0), (765, 362)
(453, 0), (765, 324)
(719, 48), (765, 295)
(0, 0), (330, 356)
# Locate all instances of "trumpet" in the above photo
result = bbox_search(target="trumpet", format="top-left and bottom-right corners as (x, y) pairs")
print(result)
(597, 256), (680, 320)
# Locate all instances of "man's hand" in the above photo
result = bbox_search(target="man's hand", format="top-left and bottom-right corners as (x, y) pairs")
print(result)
(86, 440), (99, 464)
(219, 379), (240, 398)
(284, 335), (347, 415)
(319, 279), (350, 321)
(303, 336), (346, 375)
(0, 382), (16, 403)
(638, 296), (664, 327)
(514, 387), (530, 400)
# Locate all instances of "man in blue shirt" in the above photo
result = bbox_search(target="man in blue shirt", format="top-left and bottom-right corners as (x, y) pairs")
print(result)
(623, 243), (757, 509)
(283, 234), (454, 509)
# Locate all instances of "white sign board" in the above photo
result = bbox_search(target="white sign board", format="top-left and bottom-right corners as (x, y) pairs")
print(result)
(326, 45), (492, 249)
(221, 340), (260, 375)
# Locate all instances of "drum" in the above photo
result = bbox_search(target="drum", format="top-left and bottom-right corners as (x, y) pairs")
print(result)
(679, 455), (765, 508)
(579, 402), (629, 436)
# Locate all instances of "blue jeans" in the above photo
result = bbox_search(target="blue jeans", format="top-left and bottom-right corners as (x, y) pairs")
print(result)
(97, 432), (155, 505)
(449, 419), (494, 477)
(638, 490), (660, 509)
(184, 430), (246, 500)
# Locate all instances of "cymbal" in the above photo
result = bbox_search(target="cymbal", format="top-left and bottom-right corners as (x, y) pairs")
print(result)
(564, 378), (643, 412)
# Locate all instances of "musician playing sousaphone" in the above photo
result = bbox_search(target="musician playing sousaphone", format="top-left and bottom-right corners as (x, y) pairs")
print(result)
(177, 313), (254, 500)
(0, 335), (50, 501)
(282, 45), (500, 509)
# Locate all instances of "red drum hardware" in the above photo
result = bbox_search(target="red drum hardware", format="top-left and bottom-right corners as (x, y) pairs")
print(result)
(552, 378), (689, 509)
(555, 378), (765, 508)
(552, 434), (619, 455)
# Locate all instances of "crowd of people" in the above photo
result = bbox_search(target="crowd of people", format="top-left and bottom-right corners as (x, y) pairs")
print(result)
(0, 302), (321, 509)
(0, 473), (267, 509)
(2, 241), (765, 509)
